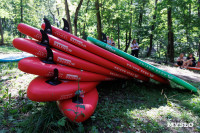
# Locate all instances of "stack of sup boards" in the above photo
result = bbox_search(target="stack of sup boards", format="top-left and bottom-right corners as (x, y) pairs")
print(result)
(13, 18), (196, 123)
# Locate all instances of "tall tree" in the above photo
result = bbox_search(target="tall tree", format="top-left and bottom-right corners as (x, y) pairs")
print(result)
(0, 17), (3, 45)
(48, 0), (56, 24)
(64, 0), (72, 34)
(20, 0), (23, 37)
(124, 0), (133, 52)
(198, 0), (200, 56)
(117, 21), (120, 49)
(147, 0), (158, 57)
(167, 4), (174, 63)
(83, 0), (90, 40)
(74, 0), (83, 36)
(95, 0), (102, 40)
(137, 1), (146, 43)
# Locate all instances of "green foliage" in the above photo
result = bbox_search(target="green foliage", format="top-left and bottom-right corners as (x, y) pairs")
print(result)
(1, 0), (200, 59)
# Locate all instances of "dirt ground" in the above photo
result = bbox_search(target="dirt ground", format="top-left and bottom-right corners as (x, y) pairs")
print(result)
(144, 60), (200, 83)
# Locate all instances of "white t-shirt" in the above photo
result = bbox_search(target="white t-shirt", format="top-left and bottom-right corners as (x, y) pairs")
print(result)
(177, 57), (186, 61)
(131, 43), (139, 50)
(107, 40), (111, 45)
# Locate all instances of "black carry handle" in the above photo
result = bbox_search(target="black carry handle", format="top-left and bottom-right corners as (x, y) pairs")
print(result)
(45, 68), (62, 86)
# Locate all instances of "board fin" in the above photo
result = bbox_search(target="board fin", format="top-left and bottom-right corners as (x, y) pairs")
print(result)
(46, 68), (62, 85)
(39, 30), (50, 47)
(42, 47), (55, 64)
(72, 95), (83, 104)
(43, 18), (52, 34)
(62, 18), (70, 33)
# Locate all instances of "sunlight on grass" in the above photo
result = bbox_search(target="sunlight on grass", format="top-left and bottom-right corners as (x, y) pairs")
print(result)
(0, 46), (21, 54)
(125, 101), (200, 132)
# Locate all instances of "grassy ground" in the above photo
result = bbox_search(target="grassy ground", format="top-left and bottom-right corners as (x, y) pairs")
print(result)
(0, 46), (200, 133)
(0, 46), (21, 54)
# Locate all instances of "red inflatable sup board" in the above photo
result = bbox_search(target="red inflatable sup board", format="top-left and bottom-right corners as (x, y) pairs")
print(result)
(41, 23), (169, 84)
(27, 76), (99, 102)
(57, 88), (98, 123)
(17, 23), (149, 82)
(18, 57), (114, 81)
(13, 38), (128, 79)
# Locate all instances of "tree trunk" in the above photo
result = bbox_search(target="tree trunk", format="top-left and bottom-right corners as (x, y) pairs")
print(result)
(82, 0), (90, 40)
(124, 0), (133, 52)
(124, 30), (131, 52)
(125, 30), (128, 48)
(64, 0), (73, 34)
(198, 0), (200, 56)
(20, 0), (23, 37)
(167, 6), (174, 63)
(0, 17), (4, 45)
(117, 22), (120, 49)
(95, 0), (102, 40)
(78, 23), (81, 36)
(56, 7), (60, 27)
(186, 4), (191, 47)
(74, 0), (83, 36)
(137, 2), (145, 44)
(147, 0), (158, 57)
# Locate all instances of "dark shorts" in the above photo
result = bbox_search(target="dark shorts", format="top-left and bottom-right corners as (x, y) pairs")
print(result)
(177, 61), (183, 66)
(131, 49), (139, 58)
(189, 62), (196, 67)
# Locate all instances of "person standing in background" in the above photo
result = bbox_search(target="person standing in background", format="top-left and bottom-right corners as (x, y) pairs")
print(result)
(106, 36), (111, 45)
(131, 39), (139, 58)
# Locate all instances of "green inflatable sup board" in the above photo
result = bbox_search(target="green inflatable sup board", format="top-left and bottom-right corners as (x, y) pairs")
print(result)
(87, 36), (197, 93)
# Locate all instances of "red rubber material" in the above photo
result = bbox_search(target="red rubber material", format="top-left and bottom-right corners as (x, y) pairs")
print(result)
(13, 38), (128, 79)
(18, 57), (115, 81)
(41, 24), (169, 84)
(186, 67), (200, 70)
(175, 64), (200, 70)
(57, 88), (98, 123)
(17, 23), (149, 82)
(27, 76), (99, 102)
